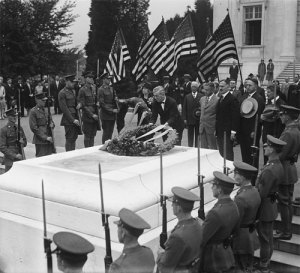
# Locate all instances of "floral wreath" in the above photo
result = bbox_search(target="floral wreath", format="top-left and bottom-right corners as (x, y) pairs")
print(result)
(101, 124), (178, 156)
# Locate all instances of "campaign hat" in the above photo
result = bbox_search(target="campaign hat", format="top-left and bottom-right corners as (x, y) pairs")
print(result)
(212, 171), (237, 190)
(233, 161), (257, 178)
(65, 74), (76, 82)
(5, 108), (17, 117)
(240, 97), (258, 118)
(53, 232), (94, 263)
(261, 106), (279, 122)
(99, 72), (112, 80)
(265, 134), (286, 148)
(279, 105), (300, 116)
(171, 186), (199, 211)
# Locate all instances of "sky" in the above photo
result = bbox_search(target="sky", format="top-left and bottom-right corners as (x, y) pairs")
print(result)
(67, 0), (195, 50)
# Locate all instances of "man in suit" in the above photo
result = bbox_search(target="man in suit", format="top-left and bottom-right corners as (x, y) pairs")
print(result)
(229, 60), (239, 82)
(150, 86), (185, 145)
(24, 78), (35, 115)
(51, 75), (65, 114)
(215, 78), (240, 161)
(182, 81), (203, 147)
(239, 78), (265, 168)
(5, 77), (15, 109)
(15, 76), (25, 116)
(199, 82), (218, 149)
(258, 59), (266, 86)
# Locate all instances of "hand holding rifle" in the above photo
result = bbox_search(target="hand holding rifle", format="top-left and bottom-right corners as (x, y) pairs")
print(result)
(197, 135), (205, 220)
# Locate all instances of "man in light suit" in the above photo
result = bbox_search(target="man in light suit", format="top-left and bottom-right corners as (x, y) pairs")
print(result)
(150, 86), (184, 145)
(199, 82), (218, 149)
(182, 81), (203, 147)
(50, 75), (65, 114)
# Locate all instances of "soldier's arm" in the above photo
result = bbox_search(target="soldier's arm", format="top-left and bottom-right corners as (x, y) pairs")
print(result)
(257, 169), (275, 198)
(29, 111), (48, 140)
(58, 91), (74, 123)
(279, 132), (292, 161)
(201, 210), (220, 247)
(0, 128), (18, 160)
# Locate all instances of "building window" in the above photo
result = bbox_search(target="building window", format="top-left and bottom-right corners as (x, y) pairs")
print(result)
(244, 5), (262, 45)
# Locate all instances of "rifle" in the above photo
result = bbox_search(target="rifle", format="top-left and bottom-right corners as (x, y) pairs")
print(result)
(197, 135), (205, 220)
(77, 108), (83, 135)
(42, 180), (53, 273)
(251, 114), (259, 167)
(159, 152), (168, 249)
(98, 163), (113, 272)
(17, 107), (26, 160)
(223, 131), (229, 175)
(92, 84), (102, 131)
(47, 76), (56, 153)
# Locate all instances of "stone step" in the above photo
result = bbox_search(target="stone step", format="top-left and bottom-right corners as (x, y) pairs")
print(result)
(254, 249), (300, 273)
(274, 234), (300, 255)
(274, 215), (300, 236)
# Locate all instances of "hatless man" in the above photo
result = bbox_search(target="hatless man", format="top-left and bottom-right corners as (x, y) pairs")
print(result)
(0, 108), (27, 172)
(109, 208), (155, 273)
(5, 77), (15, 109)
(232, 161), (261, 272)
(53, 232), (94, 273)
(229, 60), (239, 82)
(51, 75), (65, 114)
(157, 187), (202, 273)
(258, 59), (266, 86)
(29, 93), (55, 157)
(274, 105), (300, 240)
(200, 171), (240, 273)
(58, 75), (82, 151)
(256, 135), (286, 273)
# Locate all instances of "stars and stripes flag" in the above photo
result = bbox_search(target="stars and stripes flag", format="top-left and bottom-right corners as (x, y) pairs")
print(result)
(105, 28), (131, 83)
(197, 14), (238, 83)
(164, 13), (198, 76)
(132, 19), (169, 81)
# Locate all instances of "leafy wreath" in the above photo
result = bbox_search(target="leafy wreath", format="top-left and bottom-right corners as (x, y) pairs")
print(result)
(102, 124), (178, 156)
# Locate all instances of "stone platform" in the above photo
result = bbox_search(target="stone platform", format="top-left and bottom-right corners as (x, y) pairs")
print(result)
(0, 145), (233, 273)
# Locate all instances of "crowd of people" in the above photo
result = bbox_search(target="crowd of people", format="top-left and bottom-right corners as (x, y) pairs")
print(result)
(0, 65), (300, 272)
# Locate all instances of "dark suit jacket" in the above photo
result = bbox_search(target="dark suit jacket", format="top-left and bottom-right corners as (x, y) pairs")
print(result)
(24, 83), (35, 108)
(5, 84), (14, 102)
(50, 81), (65, 98)
(216, 92), (240, 136)
(150, 96), (184, 133)
(182, 92), (203, 125)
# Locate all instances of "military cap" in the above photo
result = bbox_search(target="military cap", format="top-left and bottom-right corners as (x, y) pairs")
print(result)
(163, 76), (169, 80)
(83, 71), (95, 78)
(279, 105), (300, 116)
(114, 208), (151, 236)
(183, 74), (191, 79)
(261, 106), (279, 122)
(212, 171), (237, 189)
(99, 72), (112, 80)
(53, 232), (94, 262)
(171, 186), (199, 211)
(265, 134), (286, 148)
(5, 108), (16, 117)
(35, 92), (47, 100)
(233, 161), (257, 177)
(65, 74), (76, 82)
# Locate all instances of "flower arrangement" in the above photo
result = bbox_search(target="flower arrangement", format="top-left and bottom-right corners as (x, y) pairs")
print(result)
(102, 124), (178, 156)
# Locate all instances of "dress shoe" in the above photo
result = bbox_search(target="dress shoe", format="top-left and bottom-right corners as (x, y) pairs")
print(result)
(273, 232), (292, 240)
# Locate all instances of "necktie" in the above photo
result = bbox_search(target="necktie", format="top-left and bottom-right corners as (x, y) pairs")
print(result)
(219, 95), (223, 103)
(205, 96), (209, 105)
(193, 93), (196, 99)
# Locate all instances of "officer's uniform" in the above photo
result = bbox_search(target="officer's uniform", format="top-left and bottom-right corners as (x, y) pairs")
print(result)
(109, 208), (155, 273)
(77, 72), (99, 147)
(29, 93), (54, 157)
(232, 161), (261, 272)
(58, 75), (81, 151)
(255, 135), (286, 271)
(0, 108), (27, 172)
(157, 187), (203, 273)
(97, 72), (119, 144)
(276, 105), (300, 239)
(201, 172), (240, 273)
(53, 231), (94, 273)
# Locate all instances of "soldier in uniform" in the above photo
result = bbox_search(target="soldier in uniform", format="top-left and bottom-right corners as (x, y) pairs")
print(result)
(157, 187), (202, 273)
(232, 161), (261, 272)
(97, 72), (119, 144)
(0, 108), (27, 172)
(77, 71), (99, 147)
(52, 231), (94, 273)
(274, 105), (300, 240)
(58, 74), (82, 151)
(255, 135), (286, 273)
(29, 93), (55, 157)
(200, 171), (240, 273)
(109, 208), (155, 273)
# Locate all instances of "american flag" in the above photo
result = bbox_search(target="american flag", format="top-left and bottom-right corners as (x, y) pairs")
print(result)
(105, 28), (131, 83)
(132, 19), (169, 81)
(132, 36), (149, 82)
(197, 14), (238, 83)
(164, 13), (198, 76)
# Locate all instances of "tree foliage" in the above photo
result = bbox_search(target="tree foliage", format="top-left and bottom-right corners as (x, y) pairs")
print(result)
(0, 0), (77, 78)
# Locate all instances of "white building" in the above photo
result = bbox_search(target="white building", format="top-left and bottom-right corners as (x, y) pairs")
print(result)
(214, 0), (300, 83)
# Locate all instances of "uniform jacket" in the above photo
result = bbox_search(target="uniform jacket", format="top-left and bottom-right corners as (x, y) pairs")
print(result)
(199, 94), (218, 135)
(29, 106), (52, 144)
(0, 122), (27, 167)
(58, 87), (78, 126)
(215, 92), (240, 136)
(279, 121), (300, 184)
(201, 197), (240, 272)
(233, 185), (261, 254)
(182, 92), (203, 125)
(109, 245), (155, 273)
(256, 159), (284, 221)
(78, 84), (97, 123)
(157, 218), (203, 272)
(97, 83), (118, 121)
(150, 96), (184, 133)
